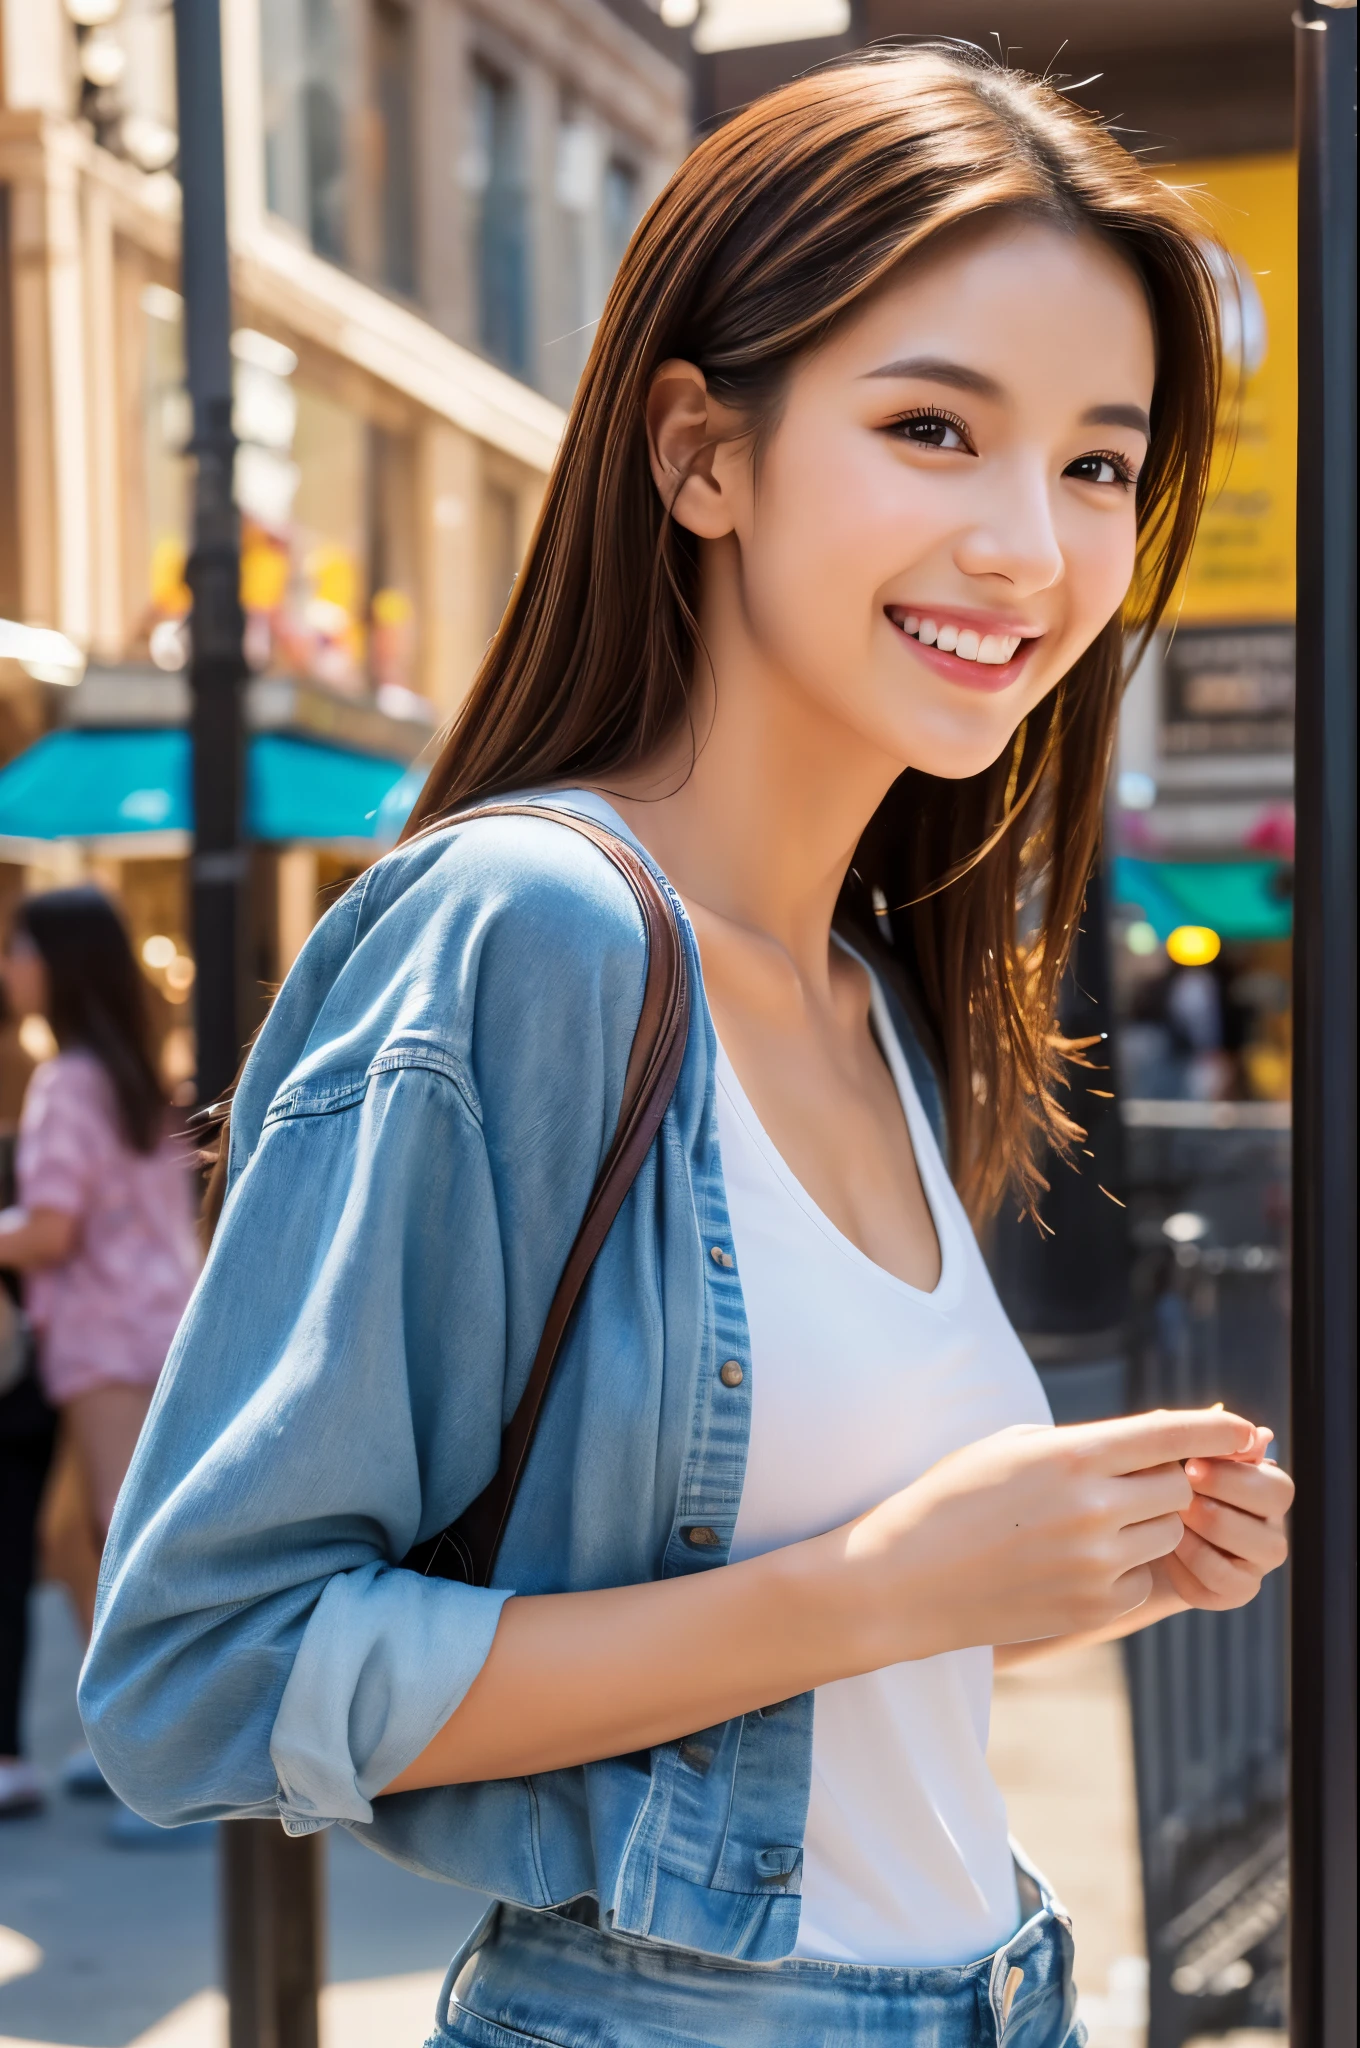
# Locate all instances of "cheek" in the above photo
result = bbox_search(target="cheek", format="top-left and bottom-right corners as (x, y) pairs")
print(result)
(1062, 505), (1140, 640)
(741, 434), (936, 664)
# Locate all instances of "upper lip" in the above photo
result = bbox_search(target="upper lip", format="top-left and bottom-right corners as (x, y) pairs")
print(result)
(884, 603), (1046, 639)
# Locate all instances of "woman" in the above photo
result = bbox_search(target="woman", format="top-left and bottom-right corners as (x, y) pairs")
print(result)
(1, 890), (198, 1814)
(82, 52), (1292, 2047)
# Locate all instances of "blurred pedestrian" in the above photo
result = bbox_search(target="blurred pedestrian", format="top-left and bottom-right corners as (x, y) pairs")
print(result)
(0, 887), (199, 1805)
(0, 1285), (55, 1818)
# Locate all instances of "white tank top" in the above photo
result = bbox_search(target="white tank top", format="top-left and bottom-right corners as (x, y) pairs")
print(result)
(721, 961), (1052, 1967)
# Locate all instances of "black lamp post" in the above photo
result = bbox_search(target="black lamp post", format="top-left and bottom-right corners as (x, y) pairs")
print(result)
(172, 0), (247, 1111)
(1291, 6), (1357, 2047)
(171, 4), (324, 2042)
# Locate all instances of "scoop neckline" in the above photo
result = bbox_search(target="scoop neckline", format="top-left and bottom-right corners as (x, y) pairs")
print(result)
(713, 982), (962, 1311)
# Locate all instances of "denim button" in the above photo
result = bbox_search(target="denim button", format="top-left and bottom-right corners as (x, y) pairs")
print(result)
(719, 1360), (744, 1387)
(683, 1525), (721, 1548)
(710, 1245), (734, 1267)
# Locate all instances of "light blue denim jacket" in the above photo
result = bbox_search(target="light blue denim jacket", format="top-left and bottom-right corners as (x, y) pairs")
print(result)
(79, 792), (945, 1964)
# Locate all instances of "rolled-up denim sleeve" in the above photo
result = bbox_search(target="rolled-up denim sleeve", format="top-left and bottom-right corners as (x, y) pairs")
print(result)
(79, 1062), (519, 1831)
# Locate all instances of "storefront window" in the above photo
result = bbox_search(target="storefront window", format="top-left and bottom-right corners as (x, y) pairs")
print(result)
(135, 289), (420, 706)
(1111, 153), (1297, 1109)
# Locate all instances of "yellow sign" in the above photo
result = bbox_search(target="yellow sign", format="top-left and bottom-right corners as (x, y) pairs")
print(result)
(1168, 153), (1297, 624)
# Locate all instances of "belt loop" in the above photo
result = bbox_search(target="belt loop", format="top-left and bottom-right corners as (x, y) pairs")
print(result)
(437, 1901), (501, 2026)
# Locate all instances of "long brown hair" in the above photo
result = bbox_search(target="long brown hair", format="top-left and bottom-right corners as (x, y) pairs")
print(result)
(14, 887), (168, 1154)
(406, 46), (1220, 1218)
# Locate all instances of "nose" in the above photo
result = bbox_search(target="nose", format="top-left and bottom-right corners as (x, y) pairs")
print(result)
(953, 453), (1064, 596)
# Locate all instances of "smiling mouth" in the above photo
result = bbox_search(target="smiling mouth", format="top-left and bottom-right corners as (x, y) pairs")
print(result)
(884, 606), (1042, 688)
(886, 609), (1032, 665)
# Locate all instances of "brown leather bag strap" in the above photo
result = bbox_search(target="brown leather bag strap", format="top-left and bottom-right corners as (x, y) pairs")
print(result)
(401, 802), (690, 1588)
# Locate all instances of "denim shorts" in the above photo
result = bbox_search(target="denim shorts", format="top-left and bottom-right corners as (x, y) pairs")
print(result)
(425, 1850), (1086, 2048)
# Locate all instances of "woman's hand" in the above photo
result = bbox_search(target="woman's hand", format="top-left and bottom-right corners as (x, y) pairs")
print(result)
(845, 1407), (1257, 1664)
(1162, 1431), (1293, 1612)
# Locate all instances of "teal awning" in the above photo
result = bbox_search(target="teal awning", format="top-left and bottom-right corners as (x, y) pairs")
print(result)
(0, 728), (424, 846)
(1114, 856), (1292, 942)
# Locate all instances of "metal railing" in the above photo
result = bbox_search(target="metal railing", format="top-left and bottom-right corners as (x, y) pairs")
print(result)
(1122, 1108), (1291, 2046)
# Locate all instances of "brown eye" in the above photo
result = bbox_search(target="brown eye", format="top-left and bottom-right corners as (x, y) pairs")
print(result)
(887, 408), (974, 454)
(1066, 452), (1136, 488)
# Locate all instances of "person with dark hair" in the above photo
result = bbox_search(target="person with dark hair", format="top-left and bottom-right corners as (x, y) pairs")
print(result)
(0, 1292), (54, 1819)
(0, 887), (198, 1807)
(83, 51), (1291, 2043)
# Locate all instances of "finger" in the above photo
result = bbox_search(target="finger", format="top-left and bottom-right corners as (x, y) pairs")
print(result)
(1171, 1525), (1259, 1604)
(1107, 1564), (1156, 1616)
(1068, 1408), (1256, 1476)
(1184, 1457), (1295, 1516)
(1116, 1511), (1187, 1571)
(1112, 1461), (1193, 1525)
(1181, 1494), (1289, 1571)
(1162, 1549), (1240, 1612)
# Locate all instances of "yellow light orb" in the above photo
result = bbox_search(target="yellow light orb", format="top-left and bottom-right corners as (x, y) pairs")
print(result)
(141, 933), (177, 970)
(1167, 924), (1221, 967)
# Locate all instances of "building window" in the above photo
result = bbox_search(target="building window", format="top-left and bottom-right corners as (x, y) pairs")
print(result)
(483, 482), (519, 641)
(472, 62), (530, 378)
(262, 0), (353, 265)
(603, 155), (640, 279)
(261, 0), (418, 298)
(370, 0), (417, 297)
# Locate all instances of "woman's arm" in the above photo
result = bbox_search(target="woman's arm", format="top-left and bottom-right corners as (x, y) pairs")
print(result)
(0, 1203), (78, 1270)
(383, 1406), (1258, 1793)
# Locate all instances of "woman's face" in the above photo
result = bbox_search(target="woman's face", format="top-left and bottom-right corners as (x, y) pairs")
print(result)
(1, 929), (50, 1021)
(665, 216), (1156, 782)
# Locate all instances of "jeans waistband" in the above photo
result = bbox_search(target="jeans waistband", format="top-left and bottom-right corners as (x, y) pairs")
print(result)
(433, 1844), (1083, 2048)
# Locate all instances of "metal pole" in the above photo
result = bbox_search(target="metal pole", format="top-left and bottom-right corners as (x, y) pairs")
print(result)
(171, 7), (324, 2043)
(173, 0), (247, 1110)
(1291, 8), (1357, 2048)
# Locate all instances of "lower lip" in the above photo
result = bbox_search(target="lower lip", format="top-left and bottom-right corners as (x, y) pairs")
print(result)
(887, 614), (1039, 694)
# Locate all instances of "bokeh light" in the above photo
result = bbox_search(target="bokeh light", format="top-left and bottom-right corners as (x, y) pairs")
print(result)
(1166, 924), (1221, 966)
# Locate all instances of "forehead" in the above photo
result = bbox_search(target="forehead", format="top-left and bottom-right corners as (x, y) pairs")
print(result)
(812, 215), (1156, 404)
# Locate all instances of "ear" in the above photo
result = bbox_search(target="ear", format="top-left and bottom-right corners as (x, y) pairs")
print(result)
(646, 359), (745, 540)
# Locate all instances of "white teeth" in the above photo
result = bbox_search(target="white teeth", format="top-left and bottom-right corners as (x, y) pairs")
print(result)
(978, 634), (1012, 665)
(894, 613), (1026, 664)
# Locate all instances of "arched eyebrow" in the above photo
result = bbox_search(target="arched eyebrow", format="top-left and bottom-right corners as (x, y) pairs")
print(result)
(863, 355), (1002, 398)
(1082, 402), (1151, 438)
(863, 357), (1151, 440)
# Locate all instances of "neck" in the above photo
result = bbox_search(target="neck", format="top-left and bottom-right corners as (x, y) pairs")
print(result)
(601, 542), (900, 992)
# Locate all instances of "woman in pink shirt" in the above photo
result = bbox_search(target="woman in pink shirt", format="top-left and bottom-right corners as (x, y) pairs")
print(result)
(0, 887), (199, 1538)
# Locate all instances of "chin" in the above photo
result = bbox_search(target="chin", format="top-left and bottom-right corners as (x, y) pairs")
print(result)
(895, 738), (1015, 783)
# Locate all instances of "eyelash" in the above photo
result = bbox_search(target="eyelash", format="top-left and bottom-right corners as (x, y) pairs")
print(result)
(1067, 449), (1139, 489)
(886, 406), (975, 452)
(886, 412), (1140, 491)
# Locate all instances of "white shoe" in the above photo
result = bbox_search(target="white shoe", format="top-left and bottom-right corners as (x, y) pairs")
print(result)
(0, 1758), (44, 1817)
